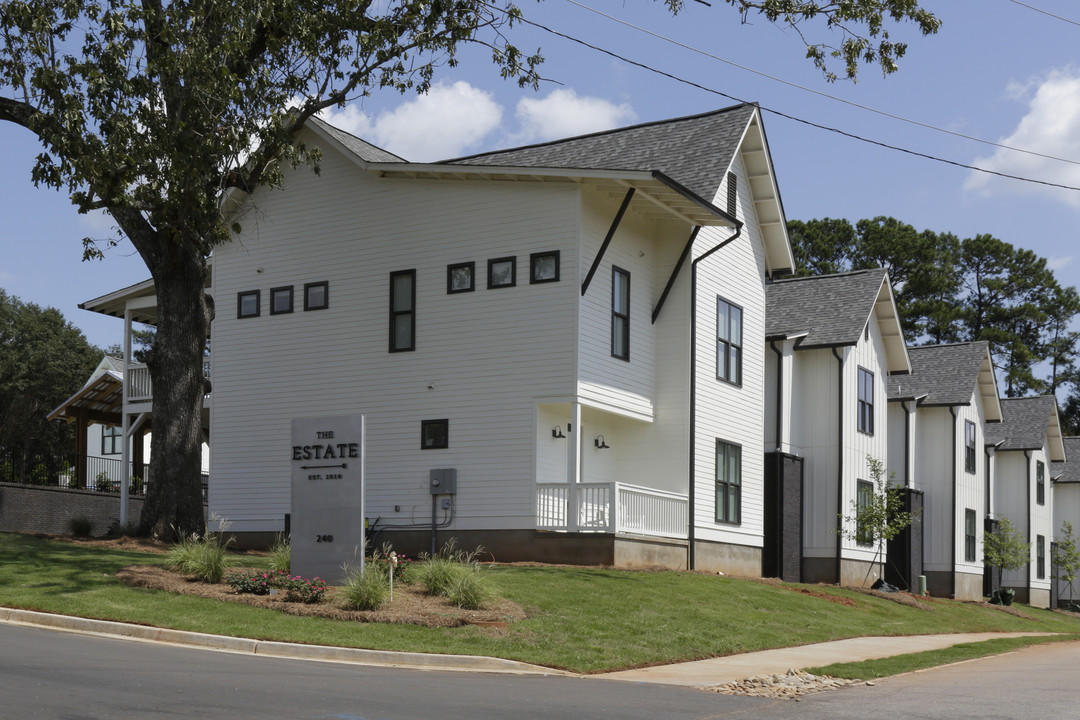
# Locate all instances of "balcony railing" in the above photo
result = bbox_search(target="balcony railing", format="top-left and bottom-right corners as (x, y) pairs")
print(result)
(127, 360), (212, 403)
(536, 482), (688, 539)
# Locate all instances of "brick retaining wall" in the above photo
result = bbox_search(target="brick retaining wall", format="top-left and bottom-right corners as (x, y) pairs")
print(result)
(0, 482), (145, 538)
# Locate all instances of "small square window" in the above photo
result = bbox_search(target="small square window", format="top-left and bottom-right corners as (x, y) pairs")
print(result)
(530, 251), (560, 284)
(237, 290), (260, 318)
(447, 262), (475, 294)
(270, 286), (294, 315)
(304, 281), (329, 311)
(421, 419), (449, 449)
(488, 257), (516, 289)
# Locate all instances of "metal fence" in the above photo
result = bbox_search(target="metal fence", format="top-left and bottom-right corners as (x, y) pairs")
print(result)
(0, 449), (150, 494)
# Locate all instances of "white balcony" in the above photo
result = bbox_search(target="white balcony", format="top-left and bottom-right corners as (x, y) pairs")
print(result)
(536, 482), (688, 539)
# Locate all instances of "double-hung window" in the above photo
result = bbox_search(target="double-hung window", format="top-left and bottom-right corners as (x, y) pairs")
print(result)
(1037, 460), (1045, 505)
(857, 367), (874, 435)
(965, 420), (977, 474)
(1037, 535), (1046, 579)
(716, 297), (742, 385)
(611, 267), (630, 360)
(965, 509), (977, 562)
(856, 480), (874, 546)
(715, 441), (741, 524)
(389, 270), (415, 352)
(102, 426), (122, 455)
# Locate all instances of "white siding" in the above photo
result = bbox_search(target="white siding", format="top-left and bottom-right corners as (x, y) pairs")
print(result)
(1054, 482), (1080, 603)
(995, 452), (1030, 590)
(1031, 445), (1054, 592)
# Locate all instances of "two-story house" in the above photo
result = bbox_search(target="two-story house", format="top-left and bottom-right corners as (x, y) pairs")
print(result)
(1051, 436), (1080, 607)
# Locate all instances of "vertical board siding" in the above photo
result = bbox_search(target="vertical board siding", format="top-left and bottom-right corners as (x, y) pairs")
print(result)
(791, 348), (839, 556)
(996, 452), (1029, 589)
(955, 393), (985, 573)
(1030, 445), (1053, 591)
(917, 407), (953, 571)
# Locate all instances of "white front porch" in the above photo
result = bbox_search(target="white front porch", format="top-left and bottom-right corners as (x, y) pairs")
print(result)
(536, 482), (688, 538)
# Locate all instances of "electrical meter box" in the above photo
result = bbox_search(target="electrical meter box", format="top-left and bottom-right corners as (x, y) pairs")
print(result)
(430, 468), (457, 495)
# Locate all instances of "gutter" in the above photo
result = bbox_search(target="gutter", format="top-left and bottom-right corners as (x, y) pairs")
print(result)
(688, 223), (744, 570)
(832, 346), (844, 584)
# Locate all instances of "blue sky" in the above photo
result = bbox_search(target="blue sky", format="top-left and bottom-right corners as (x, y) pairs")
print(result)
(3, 0), (1080, 349)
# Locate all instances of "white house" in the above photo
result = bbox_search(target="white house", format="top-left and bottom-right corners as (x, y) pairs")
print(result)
(1051, 436), (1080, 607)
(985, 396), (1065, 607)
(886, 341), (1002, 600)
(765, 268), (910, 585)
(81, 104), (798, 573)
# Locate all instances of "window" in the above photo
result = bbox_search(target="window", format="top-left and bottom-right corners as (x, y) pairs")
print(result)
(421, 419), (448, 449)
(447, 262), (474, 293)
(1037, 534), (1046, 579)
(487, 257), (516, 288)
(270, 286), (293, 315)
(389, 270), (415, 352)
(965, 420), (977, 474)
(612, 266), (630, 360)
(1037, 460), (1045, 505)
(726, 171), (737, 217)
(237, 290), (260, 318)
(304, 281), (329, 311)
(965, 509), (977, 563)
(856, 480), (874, 546)
(857, 367), (874, 435)
(716, 297), (743, 385)
(715, 441), (741, 524)
(101, 426), (122, 455)
(530, 251), (560, 284)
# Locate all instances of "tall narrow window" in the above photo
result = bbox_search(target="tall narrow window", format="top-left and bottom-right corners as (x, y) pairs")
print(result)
(965, 509), (977, 562)
(102, 426), (122, 455)
(965, 420), (977, 474)
(715, 441), (741, 524)
(857, 367), (874, 435)
(612, 267), (630, 360)
(1037, 535), (1045, 579)
(389, 270), (415, 352)
(856, 480), (874, 546)
(716, 297), (743, 385)
(726, 171), (737, 217)
(1037, 460), (1046, 505)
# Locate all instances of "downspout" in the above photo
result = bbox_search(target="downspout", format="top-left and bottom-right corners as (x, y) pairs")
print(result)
(832, 346), (844, 585)
(688, 223), (743, 570)
(949, 406), (959, 598)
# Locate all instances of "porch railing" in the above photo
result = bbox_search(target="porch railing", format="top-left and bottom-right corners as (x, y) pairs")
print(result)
(0, 449), (149, 494)
(536, 482), (688, 539)
(127, 360), (212, 403)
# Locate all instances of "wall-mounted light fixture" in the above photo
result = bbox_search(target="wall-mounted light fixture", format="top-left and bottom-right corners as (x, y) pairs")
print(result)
(594, 435), (610, 449)
(552, 425), (566, 439)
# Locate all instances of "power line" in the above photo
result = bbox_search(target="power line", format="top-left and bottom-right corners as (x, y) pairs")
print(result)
(564, 0), (1080, 167)
(1008, 0), (1080, 27)
(507, 10), (1080, 193)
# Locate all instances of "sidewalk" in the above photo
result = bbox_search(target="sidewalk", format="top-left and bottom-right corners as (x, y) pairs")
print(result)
(0, 606), (1056, 687)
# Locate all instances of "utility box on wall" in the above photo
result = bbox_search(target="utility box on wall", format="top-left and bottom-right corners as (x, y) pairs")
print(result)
(430, 468), (457, 495)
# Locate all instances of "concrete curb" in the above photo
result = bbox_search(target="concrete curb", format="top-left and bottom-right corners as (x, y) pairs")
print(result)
(0, 607), (573, 676)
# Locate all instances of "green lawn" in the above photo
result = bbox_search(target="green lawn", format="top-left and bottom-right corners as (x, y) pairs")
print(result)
(3, 532), (1079, 673)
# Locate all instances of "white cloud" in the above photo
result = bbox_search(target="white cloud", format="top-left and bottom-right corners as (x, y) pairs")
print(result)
(513, 89), (637, 145)
(1048, 255), (1073, 272)
(966, 67), (1080, 207)
(319, 82), (502, 161)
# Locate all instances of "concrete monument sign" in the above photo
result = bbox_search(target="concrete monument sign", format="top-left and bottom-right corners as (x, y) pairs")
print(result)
(290, 414), (365, 583)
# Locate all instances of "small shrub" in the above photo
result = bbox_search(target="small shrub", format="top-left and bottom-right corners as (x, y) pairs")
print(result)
(165, 534), (228, 583)
(277, 574), (328, 603)
(67, 515), (93, 538)
(268, 536), (291, 573)
(340, 564), (390, 610)
(226, 570), (288, 595)
(417, 555), (468, 597)
(414, 540), (500, 609)
(447, 570), (494, 610)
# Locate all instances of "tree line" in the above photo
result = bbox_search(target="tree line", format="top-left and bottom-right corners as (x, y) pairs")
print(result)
(788, 217), (1080, 433)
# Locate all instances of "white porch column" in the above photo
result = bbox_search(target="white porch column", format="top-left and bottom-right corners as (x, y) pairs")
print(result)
(567, 402), (582, 532)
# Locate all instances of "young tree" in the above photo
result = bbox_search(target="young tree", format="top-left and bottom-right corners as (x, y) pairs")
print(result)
(837, 456), (917, 586)
(0, 1), (939, 539)
(983, 515), (1030, 593)
(1053, 521), (1080, 606)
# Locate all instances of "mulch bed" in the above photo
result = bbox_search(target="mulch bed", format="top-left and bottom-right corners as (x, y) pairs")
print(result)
(116, 564), (527, 628)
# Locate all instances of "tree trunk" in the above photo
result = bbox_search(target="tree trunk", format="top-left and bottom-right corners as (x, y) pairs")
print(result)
(137, 242), (211, 540)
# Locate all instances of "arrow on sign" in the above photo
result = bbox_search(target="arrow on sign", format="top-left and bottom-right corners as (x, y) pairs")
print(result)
(300, 463), (348, 470)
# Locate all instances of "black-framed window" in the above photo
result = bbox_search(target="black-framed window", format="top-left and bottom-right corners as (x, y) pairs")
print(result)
(101, 425), (122, 455)
(856, 479), (874, 546)
(965, 420), (977, 474)
(965, 508), (977, 562)
(447, 262), (475, 293)
(487, 256), (516, 288)
(421, 419), (449, 449)
(390, 270), (415, 352)
(237, 290), (260, 318)
(1037, 460), (1045, 505)
(1037, 534), (1046, 579)
(530, 251), (560, 284)
(715, 440), (741, 524)
(612, 266), (630, 360)
(857, 367), (874, 435)
(270, 286), (293, 315)
(304, 281), (329, 311)
(716, 297), (743, 385)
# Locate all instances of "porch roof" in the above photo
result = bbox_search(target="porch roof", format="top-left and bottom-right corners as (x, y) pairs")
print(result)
(47, 367), (123, 425)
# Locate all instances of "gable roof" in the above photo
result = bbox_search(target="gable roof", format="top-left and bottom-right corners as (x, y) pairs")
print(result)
(985, 395), (1066, 461)
(887, 341), (1002, 420)
(1052, 437), (1080, 483)
(765, 268), (910, 372)
(304, 115), (407, 164)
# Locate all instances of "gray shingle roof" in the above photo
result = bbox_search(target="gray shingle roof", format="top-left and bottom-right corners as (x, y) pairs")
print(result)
(445, 104), (758, 202)
(306, 115), (406, 163)
(765, 268), (888, 347)
(1053, 437), (1080, 482)
(887, 342), (989, 405)
(985, 396), (1058, 450)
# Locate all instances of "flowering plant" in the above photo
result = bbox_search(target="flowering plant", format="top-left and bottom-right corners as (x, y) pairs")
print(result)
(226, 569), (288, 595)
(226, 569), (326, 602)
(277, 574), (328, 603)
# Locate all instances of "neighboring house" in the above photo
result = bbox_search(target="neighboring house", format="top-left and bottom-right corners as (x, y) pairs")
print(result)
(1051, 436), (1080, 607)
(985, 396), (1065, 607)
(80, 104), (798, 573)
(885, 342), (1002, 600)
(765, 268), (910, 585)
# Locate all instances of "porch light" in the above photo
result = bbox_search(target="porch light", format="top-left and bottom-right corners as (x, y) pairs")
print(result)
(594, 435), (610, 449)
(552, 425), (566, 439)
